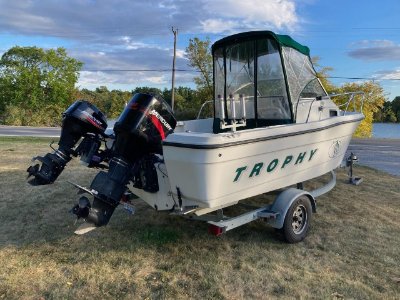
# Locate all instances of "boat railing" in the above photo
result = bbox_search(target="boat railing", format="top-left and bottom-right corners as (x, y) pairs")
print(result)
(200, 92), (365, 124)
(330, 92), (365, 115)
(196, 100), (213, 119)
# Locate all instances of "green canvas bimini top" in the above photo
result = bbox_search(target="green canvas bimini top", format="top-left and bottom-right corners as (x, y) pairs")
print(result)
(212, 31), (310, 56)
(274, 34), (310, 56)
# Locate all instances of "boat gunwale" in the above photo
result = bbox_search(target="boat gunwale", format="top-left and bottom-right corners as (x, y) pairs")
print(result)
(163, 115), (364, 150)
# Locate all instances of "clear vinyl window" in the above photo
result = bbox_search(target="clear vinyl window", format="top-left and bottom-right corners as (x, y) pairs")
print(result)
(300, 78), (327, 98)
(257, 39), (291, 121)
(225, 41), (255, 119)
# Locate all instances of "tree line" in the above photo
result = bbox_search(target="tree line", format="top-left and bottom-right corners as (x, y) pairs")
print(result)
(0, 46), (81, 126)
(76, 85), (207, 121)
(373, 96), (400, 123)
(0, 40), (393, 137)
(0, 43), (213, 126)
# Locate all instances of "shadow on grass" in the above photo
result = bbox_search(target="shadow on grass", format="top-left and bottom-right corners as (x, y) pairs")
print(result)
(0, 166), (283, 249)
(0, 135), (284, 249)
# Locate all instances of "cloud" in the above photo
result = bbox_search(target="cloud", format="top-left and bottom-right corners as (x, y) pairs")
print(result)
(202, 0), (298, 32)
(0, 0), (300, 88)
(348, 40), (400, 61)
(373, 68), (400, 80)
(79, 71), (169, 86)
(0, 0), (299, 38)
(69, 46), (195, 87)
(0, 1), (198, 45)
(201, 19), (241, 34)
(70, 46), (188, 70)
(78, 69), (194, 89)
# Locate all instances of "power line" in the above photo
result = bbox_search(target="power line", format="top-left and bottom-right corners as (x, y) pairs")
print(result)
(325, 76), (400, 81)
(7, 24), (400, 40)
(10, 26), (400, 40)
(81, 68), (199, 72)
(81, 69), (400, 81)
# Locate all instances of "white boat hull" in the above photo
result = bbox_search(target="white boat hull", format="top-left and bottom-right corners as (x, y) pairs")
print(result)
(161, 113), (362, 212)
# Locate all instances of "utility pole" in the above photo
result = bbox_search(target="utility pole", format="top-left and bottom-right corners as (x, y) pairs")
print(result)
(171, 27), (178, 112)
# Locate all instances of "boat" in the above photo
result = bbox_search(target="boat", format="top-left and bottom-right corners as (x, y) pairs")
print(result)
(27, 31), (364, 242)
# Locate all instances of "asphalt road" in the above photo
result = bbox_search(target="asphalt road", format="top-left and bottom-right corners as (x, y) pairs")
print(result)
(1, 125), (399, 176)
(0, 125), (61, 137)
(347, 138), (400, 177)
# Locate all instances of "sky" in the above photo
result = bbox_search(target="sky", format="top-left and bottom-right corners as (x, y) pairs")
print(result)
(1, 0), (400, 100)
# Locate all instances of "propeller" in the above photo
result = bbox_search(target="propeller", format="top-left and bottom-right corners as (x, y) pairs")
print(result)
(26, 164), (44, 186)
(70, 196), (91, 219)
(70, 196), (99, 235)
(26, 164), (40, 179)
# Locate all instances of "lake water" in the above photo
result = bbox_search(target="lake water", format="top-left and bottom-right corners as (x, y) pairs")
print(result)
(372, 123), (400, 139)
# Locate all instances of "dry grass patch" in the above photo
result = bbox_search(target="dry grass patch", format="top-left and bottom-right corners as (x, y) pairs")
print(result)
(0, 137), (399, 299)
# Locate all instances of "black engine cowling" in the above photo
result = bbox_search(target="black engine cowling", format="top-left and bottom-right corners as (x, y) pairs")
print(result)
(27, 100), (107, 185)
(59, 100), (107, 153)
(113, 92), (176, 162)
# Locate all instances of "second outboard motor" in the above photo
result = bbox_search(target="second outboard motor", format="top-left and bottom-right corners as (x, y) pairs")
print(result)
(27, 101), (107, 185)
(73, 93), (177, 227)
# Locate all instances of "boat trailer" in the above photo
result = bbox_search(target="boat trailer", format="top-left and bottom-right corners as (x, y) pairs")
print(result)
(115, 170), (340, 243)
(184, 171), (336, 243)
(192, 152), (361, 243)
(77, 153), (360, 243)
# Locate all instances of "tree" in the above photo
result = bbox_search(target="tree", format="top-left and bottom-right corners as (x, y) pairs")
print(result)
(185, 37), (213, 103)
(374, 101), (397, 123)
(312, 56), (336, 94)
(384, 109), (397, 123)
(75, 87), (132, 119)
(335, 81), (386, 137)
(313, 57), (386, 137)
(391, 96), (400, 122)
(0, 46), (82, 125)
(108, 89), (132, 118)
(166, 86), (204, 120)
(132, 86), (163, 98)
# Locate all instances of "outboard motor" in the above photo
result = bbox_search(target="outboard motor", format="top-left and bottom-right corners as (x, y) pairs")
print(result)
(27, 100), (107, 185)
(72, 93), (176, 227)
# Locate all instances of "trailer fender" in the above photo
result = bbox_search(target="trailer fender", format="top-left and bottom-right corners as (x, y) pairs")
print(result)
(267, 188), (316, 229)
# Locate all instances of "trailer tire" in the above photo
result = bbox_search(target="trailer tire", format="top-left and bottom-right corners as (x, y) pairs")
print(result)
(282, 196), (312, 243)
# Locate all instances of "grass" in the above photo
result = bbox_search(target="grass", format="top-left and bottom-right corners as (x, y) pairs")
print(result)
(0, 136), (399, 299)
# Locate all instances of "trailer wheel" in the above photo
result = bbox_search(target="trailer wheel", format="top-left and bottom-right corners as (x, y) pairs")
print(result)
(282, 196), (312, 243)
